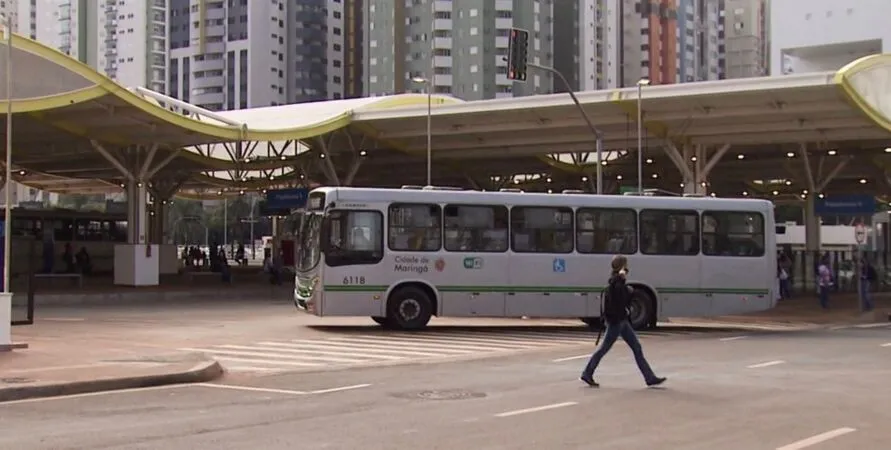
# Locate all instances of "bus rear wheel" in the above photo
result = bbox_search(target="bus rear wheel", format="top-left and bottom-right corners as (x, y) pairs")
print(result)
(628, 289), (655, 331)
(386, 286), (433, 331)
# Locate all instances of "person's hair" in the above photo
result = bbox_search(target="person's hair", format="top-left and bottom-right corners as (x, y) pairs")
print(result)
(611, 255), (627, 273)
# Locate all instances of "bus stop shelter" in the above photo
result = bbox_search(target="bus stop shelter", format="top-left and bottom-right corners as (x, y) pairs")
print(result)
(5, 32), (891, 280)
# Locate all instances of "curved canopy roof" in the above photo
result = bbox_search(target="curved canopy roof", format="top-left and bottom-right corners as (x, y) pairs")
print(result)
(0, 33), (458, 197)
(5, 30), (891, 201)
(348, 54), (891, 197)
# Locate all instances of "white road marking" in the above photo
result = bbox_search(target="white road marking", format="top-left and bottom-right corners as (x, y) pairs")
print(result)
(213, 356), (324, 368)
(776, 427), (856, 450)
(719, 336), (748, 342)
(385, 334), (550, 349)
(179, 348), (329, 365)
(854, 323), (890, 329)
(195, 383), (373, 396)
(881, 343), (891, 347)
(495, 401), (578, 418)
(279, 340), (446, 357)
(216, 344), (399, 363)
(307, 383), (372, 394)
(552, 354), (589, 362)
(0, 384), (191, 405)
(195, 383), (306, 395)
(224, 366), (285, 373)
(435, 331), (584, 346)
(324, 336), (483, 353)
(193, 327), (714, 375)
(747, 360), (786, 369)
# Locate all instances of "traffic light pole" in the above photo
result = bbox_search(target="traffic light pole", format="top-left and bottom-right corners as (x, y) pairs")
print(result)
(528, 63), (605, 195)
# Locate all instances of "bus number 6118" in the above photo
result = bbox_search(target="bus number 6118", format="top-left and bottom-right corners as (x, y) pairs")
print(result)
(343, 276), (366, 285)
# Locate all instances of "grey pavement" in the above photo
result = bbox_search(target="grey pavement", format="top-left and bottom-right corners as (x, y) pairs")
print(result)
(15, 302), (786, 377)
(2, 324), (888, 449)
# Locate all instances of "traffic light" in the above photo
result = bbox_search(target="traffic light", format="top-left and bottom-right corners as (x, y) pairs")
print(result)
(507, 27), (529, 82)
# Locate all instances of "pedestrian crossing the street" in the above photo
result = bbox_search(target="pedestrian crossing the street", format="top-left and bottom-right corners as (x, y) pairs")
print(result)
(180, 327), (718, 375)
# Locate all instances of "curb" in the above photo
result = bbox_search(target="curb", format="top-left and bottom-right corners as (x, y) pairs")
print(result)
(0, 359), (225, 403)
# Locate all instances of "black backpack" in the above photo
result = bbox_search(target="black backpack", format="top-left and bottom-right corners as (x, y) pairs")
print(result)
(867, 265), (878, 281)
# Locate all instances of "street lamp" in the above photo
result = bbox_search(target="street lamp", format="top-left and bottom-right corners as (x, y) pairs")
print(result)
(410, 0), (435, 187)
(0, 14), (12, 347)
(636, 78), (650, 194)
(411, 75), (432, 186)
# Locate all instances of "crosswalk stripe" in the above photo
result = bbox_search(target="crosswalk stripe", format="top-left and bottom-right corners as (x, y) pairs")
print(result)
(194, 326), (722, 375)
(180, 346), (392, 363)
(414, 331), (586, 346)
(372, 333), (549, 349)
(326, 335), (527, 352)
(277, 340), (449, 357)
(226, 366), (286, 373)
(429, 330), (592, 344)
(215, 345), (386, 363)
(211, 355), (324, 368)
(324, 336), (483, 353)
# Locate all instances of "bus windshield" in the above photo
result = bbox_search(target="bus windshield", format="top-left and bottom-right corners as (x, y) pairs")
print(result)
(297, 213), (323, 273)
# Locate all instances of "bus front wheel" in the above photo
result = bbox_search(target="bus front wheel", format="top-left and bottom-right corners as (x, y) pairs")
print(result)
(628, 290), (655, 330)
(386, 286), (433, 331)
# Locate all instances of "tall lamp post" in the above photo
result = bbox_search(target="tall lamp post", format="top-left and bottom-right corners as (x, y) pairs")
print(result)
(411, 76), (432, 187)
(636, 78), (650, 194)
(1, 14), (13, 347)
(410, 0), (435, 187)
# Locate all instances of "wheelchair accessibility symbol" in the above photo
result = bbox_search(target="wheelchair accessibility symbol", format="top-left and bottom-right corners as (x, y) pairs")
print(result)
(552, 258), (566, 273)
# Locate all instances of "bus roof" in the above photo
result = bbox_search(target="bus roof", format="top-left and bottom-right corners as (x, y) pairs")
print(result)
(312, 186), (774, 212)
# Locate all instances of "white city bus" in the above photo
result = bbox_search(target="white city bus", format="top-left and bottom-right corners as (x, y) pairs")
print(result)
(294, 186), (777, 330)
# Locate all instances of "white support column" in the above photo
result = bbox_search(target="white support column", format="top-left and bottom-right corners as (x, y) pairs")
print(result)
(816, 156), (853, 193)
(114, 180), (158, 286)
(680, 144), (698, 194)
(700, 144), (731, 178)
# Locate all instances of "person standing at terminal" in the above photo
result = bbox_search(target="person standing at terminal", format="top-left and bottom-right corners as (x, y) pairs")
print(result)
(580, 255), (666, 388)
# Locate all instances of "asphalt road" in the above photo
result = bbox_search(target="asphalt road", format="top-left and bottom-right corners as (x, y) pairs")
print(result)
(3, 324), (889, 450)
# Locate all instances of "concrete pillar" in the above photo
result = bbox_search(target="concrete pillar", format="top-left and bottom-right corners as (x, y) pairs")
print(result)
(126, 181), (149, 245)
(114, 180), (159, 286)
(803, 194), (821, 288)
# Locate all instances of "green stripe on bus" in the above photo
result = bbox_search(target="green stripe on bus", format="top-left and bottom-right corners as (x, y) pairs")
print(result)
(322, 285), (768, 295)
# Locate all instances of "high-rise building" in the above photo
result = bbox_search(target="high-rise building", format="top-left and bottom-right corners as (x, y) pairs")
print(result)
(721, 0), (768, 79)
(554, 0), (612, 92)
(16, 0), (167, 92)
(677, 0), (722, 83)
(770, 0), (884, 76)
(364, 0), (554, 100)
(168, 0), (362, 110)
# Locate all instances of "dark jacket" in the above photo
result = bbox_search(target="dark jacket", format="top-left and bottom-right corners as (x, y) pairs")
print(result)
(603, 273), (631, 324)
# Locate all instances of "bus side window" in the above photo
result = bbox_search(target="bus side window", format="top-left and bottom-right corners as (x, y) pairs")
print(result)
(576, 208), (637, 255)
(443, 204), (508, 252)
(701, 211), (765, 257)
(388, 203), (442, 252)
(510, 206), (573, 254)
(639, 209), (699, 256)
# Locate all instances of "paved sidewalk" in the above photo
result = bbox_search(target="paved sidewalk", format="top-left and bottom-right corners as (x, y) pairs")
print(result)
(0, 338), (222, 403)
(695, 292), (891, 326)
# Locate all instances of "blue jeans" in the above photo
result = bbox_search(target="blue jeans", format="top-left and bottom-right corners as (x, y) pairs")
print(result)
(779, 279), (791, 300)
(860, 279), (872, 311)
(582, 320), (658, 383)
(818, 285), (830, 309)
